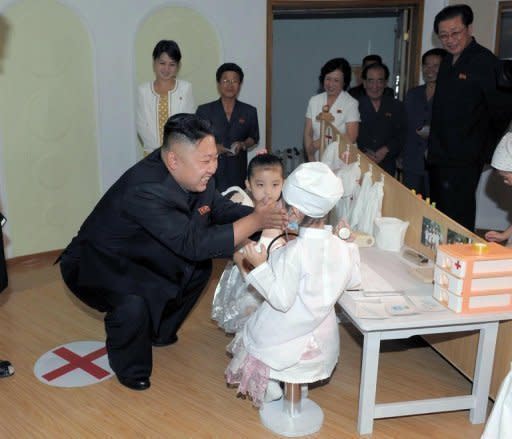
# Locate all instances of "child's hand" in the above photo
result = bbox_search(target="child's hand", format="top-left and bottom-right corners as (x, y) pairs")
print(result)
(485, 230), (508, 242)
(233, 250), (248, 274)
(334, 219), (354, 242)
(242, 242), (268, 268)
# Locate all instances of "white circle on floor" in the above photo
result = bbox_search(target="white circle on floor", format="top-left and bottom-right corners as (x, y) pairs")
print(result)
(34, 340), (113, 387)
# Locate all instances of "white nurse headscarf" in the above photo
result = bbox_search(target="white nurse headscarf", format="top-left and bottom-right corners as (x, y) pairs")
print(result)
(283, 162), (344, 218)
(491, 132), (512, 172)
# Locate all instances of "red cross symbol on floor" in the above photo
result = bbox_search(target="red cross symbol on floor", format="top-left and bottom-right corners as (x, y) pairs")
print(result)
(42, 346), (110, 382)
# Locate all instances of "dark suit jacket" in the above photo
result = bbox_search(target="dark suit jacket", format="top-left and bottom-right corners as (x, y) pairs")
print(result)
(357, 95), (406, 175)
(428, 38), (501, 167)
(196, 99), (259, 191)
(60, 149), (252, 330)
(403, 85), (431, 174)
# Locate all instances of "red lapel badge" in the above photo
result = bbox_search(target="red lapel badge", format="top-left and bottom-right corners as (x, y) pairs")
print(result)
(239, 117), (245, 124)
(458, 73), (467, 80)
(198, 205), (211, 215)
(385, 112), (392, 117)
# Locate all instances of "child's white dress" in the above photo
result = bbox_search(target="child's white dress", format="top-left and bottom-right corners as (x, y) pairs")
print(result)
(212, 187), (284, 334)
(226, 226), (361, 406)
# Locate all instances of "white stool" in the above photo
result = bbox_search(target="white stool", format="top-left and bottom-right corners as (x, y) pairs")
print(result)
(259, 382), (324, 437)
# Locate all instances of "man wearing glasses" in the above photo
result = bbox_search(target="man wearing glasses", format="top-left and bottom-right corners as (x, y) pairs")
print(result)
(427, 4), (501, 231)
(196, 63), (259, 192)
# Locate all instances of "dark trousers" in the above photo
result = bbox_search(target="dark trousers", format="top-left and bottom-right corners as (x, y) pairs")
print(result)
(403, 171), (430, 198)
(428, 165), (482, 231)
(214, 151), (248, 192)
(0, 225), (7, 293)
(60, 260), (211, 380)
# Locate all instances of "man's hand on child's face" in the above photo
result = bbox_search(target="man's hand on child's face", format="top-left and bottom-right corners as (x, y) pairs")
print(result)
(242, 242), (268, 268)
(254, 197), (288, 230)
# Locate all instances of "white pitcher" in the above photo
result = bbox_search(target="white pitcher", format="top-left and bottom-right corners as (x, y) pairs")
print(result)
(374, 217), (409, 252)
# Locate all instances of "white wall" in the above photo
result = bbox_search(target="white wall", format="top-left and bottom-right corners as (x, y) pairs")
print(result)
(421, 0), (448, 54)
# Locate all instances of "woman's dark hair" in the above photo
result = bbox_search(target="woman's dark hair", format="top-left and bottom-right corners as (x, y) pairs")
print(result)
(434, 4), (473, 34)
(318, 58), (352, 91)
(152, 40), (182, 62)
(421, 48), (448, 64)
(162, 113), (213, 150)
(216, 63), (244, 83)
(247, 153), (284, 180)
(361, 62), (390, 81)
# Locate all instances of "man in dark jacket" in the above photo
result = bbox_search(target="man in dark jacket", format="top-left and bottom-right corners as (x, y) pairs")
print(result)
(428, 4), (504, 230)
(357, 63), (406, 177)
(59, 114), (285, 390)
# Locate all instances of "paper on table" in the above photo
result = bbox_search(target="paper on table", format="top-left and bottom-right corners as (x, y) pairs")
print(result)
(354, 301), (389, 319)
(407, 295), (447, 312)
(351, 295), (417, 319)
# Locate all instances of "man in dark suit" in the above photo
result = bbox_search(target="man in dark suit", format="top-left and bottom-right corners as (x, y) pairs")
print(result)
(0, 211), (14, 378)
(59, 114), (285, 390)
(349, 54), (394, 100)
(196, 63), (259, 192)
(428, 4), (505, 230)
(357, 63), (406, 177)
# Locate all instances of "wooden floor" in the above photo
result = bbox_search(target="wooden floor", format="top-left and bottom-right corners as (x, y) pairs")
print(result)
(0, 254), (491, 438)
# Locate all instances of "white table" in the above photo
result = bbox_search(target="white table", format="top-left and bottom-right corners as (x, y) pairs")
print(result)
(339, 248), (512, 435)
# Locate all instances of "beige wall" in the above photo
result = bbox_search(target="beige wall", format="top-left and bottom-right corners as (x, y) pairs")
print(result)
(0, 0), (99, 257)
(449, 0), (499, 51)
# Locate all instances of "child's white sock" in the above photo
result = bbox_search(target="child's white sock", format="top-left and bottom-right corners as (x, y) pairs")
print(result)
(264, 379), (283, 402)
(301, 383), (308, 399)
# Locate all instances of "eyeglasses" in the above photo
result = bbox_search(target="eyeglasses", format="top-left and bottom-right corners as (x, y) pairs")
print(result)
(438, 27), (466, 42)
(221, 79), (240, 85)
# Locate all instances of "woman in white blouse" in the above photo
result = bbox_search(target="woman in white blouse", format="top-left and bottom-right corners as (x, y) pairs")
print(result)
(304, 58), (360, 161)
(136, 40), (195, 154)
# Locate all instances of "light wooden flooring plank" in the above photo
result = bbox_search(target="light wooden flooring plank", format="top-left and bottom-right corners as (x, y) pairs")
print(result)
(0, 256), (491, 438)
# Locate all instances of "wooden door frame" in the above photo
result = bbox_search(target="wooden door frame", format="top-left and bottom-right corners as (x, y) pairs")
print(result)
(495, 1), (512, 55)
(266, 0), (425, 148)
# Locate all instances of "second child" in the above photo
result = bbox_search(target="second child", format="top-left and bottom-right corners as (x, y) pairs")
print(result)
(212, 153), (286, 333)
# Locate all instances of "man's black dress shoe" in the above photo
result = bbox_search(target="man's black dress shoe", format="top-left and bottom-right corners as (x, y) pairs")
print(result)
(0, 360), (14, 378)
(117, 376), (151, 391)
(152, 334), (178, 347)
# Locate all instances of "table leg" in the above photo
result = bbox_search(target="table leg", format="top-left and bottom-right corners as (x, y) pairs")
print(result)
(357, 331), (381, 435)
(470, 322), (499, 424)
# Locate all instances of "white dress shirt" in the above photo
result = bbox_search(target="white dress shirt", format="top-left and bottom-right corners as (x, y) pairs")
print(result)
(306, 91), (360, 141)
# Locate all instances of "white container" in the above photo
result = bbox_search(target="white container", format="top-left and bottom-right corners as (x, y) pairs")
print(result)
(374, 217), (409, 252)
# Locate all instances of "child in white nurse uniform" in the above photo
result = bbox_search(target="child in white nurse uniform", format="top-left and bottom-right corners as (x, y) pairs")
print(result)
(225, 162), (361, 406)
(485, 131), (512, 246)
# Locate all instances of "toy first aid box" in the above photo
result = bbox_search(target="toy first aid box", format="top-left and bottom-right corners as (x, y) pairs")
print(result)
(433, 242), (512, 313)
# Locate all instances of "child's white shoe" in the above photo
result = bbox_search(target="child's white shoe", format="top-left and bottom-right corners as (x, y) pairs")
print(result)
(264, 380), (283, 402)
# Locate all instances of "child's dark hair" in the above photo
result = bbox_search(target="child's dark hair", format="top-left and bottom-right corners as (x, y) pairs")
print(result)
(247, 153), (285, 180)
